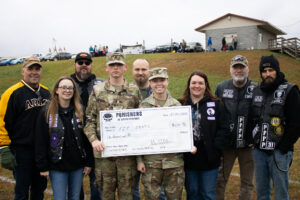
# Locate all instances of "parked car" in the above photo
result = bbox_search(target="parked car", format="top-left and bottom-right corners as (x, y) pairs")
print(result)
(144, 48), (155, 54)
(0, 58), (14, 66)
(154, 42), (180, 53)
(10, 58), (24, 65)
(40, 53), (55, 61)
(53, 52), (72, 61)
(185, 42), (204, 52)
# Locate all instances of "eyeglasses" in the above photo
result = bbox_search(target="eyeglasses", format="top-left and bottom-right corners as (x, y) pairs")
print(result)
(58, 86), (74, 91)
(77, 61), (91, 66)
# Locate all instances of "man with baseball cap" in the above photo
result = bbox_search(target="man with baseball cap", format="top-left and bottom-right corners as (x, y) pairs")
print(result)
(0, 56), (50, 199)
(70, 52), (104, 200)
(137, 67), (184, 199)
(84, 52), (141, 199)
(215, 55), (256, 200)
(249, 55), (300, 200)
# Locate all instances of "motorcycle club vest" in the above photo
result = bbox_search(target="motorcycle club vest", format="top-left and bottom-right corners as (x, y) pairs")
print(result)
(219, 79), (256, 148)
(252, 83), (294, 151)
(48, 112), (86, 163)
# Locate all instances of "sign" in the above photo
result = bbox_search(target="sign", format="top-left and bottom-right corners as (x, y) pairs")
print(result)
(100, 106), (193, 157)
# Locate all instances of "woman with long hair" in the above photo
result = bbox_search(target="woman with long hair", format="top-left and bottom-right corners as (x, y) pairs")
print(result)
(178, 71), (229, 200)
(35, 76), (94, 200)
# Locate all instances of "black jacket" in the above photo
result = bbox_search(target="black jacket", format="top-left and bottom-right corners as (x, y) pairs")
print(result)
(249, 73), (300, 153)
(3, 81), (50, 146)
(181, 96), (229, 171)
(35, 105), (94, 172)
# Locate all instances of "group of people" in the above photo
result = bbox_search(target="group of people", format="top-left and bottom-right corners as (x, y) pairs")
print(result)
(0, 52), (299, 200)
(221, 36), (238, 51)
(89, 45), (108, 57)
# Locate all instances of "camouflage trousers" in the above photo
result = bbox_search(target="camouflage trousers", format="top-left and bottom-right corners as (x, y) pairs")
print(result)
(94, 156), (138, 200)
(141, 166), (184, 200)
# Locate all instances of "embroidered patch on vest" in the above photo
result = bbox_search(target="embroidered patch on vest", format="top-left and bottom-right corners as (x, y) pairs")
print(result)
(207, 108), (215, 120)
(254, 96), (263, 102)
(222, 89), (234, 98)
(245, 85), (255, 99)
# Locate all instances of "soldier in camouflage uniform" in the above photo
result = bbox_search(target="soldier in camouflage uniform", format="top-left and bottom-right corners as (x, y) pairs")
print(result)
(84, 52), (141, 200)
(137, 67), (184, 200)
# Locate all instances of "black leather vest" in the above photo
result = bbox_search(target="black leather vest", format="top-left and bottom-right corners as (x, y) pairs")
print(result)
(217, 79), (256, 148)
(48, 112), (86, 163)
(251, 83), (294, 151)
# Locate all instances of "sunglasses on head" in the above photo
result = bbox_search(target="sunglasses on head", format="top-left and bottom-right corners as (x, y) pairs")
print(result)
(77, 61), (91, 66)
(233, 56), (245, 61)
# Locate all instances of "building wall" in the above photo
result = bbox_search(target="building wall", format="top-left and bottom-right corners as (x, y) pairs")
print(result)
(203, 15), (263, 30)
(204, 26), (276, 50)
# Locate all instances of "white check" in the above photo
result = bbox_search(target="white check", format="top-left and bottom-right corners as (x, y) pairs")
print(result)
(100, 106), (194, 157)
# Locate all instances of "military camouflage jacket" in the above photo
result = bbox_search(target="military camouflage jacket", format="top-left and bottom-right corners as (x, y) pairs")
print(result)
(84, 79), (141, 158)
(137, 94), (184, 169)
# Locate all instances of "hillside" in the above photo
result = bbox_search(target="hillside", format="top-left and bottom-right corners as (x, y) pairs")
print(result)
(1, 50), (300, 97)
(0, 50), (299, 199)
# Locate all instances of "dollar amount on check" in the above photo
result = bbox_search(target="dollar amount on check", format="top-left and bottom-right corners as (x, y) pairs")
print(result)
(100, 106), (194, 157)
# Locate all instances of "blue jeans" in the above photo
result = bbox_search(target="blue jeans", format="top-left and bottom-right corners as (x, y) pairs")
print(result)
(50, 168), (84, 200)
(133, 172), (166, 200)
(12, 145), (47, 200)
(185, 168), (219, 200)
(80, 168), (101, 200)
(252, 148), (293, 200)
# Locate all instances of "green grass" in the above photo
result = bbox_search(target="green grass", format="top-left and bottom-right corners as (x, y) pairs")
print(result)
(1, 50), (300, 199)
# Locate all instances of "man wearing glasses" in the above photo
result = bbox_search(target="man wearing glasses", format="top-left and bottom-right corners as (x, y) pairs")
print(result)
(215, 55), (255, 200)
(0, 57), (50, 199)
(70, 52), (104, 200)
(84, 52), (141, 199)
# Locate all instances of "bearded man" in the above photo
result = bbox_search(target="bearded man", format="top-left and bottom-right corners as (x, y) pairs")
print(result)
(70, 52), (104, 200)
(215, 55), (255, 200)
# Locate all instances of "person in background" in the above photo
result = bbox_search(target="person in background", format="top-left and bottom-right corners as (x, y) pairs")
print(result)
(207, 37), (212, 52)
(131, 59), (166, 200)
(215, 55), (255, 200)
(249, 55), (300, 200)
(35, 76), (94, 200)
(178, 71), (228, 200)
(70, 52), (104, 200)
(0, 57), (50, 200)
(84, 52), (141, 199)
(137, 67), (184, 199)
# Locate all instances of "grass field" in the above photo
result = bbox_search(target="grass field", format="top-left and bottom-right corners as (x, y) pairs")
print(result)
(0, 50), (299, 199)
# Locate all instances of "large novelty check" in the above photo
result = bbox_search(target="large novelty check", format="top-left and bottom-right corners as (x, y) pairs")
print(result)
(100, 106), (193, 157)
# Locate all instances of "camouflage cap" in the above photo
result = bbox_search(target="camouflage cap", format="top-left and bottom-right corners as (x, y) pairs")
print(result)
(230, 55), (248, 68)
(149, 67), (168, 81)
(106, 52), (126, 65)
(23, 56), (42, 68)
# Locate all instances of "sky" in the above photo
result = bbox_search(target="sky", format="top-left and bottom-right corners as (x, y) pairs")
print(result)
(1, 0), (299, 57)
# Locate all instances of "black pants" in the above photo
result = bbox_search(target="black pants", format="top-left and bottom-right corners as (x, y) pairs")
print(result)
(12, 145), (47, 200)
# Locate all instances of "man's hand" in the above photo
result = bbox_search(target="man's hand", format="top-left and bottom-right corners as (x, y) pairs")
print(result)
(191, 146), (197, 154)
(83, 167), (91, 176)
(137, 162), (146, 173)
(92, 140), (105, 152)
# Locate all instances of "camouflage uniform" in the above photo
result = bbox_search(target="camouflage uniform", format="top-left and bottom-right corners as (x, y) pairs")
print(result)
(138, 93), (185, 200)
(84, 80), (141, 200)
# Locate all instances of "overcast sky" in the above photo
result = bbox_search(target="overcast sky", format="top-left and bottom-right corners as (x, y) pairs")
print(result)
(1, 0), (299, 57)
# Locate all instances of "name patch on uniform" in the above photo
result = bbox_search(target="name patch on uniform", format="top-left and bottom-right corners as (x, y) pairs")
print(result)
(222, 89), (234, 98)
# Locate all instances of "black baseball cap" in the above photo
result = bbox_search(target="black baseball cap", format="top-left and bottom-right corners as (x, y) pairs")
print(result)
(75, 52), (92, 63)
